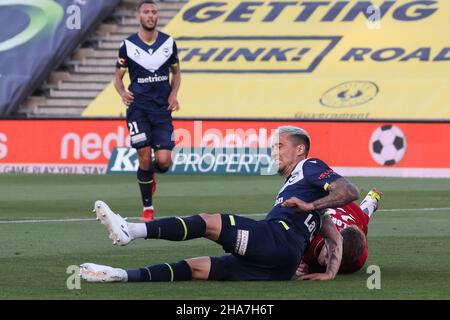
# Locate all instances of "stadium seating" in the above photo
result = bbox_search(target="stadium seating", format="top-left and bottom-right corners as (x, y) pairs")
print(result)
(18, 0), (186, 118)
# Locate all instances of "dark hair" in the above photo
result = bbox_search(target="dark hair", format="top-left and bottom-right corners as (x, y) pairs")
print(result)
(137, 0), (157, 11)
(340, 226), (366, 269)
(289, 134), (310, 157)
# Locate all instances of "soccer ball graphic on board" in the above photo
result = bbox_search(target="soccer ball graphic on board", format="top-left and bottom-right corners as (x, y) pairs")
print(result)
(369, 125), (407, 166)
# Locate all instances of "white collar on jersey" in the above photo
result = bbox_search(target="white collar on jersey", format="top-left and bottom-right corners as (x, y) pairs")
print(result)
(124, 36), (174, 72)
(276, 158), (309, 197)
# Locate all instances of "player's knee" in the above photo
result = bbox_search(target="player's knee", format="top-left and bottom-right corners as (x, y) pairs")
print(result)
(199, 213), (215, 224)
(199, 213), (221, 240)
(155, 158), (172, 172)
(185, 257), (210, 280)
(154, 161), (170, 173)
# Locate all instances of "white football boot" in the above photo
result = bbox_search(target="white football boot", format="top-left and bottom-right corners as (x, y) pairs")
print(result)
(359, 189), (382, 218)
(93, 200), (133, 245)
(80, 263), (127, 282)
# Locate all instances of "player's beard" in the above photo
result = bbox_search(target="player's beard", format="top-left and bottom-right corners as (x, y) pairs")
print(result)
(141, 17), (158, 32)
(277, 161), (292, 177)
(275, 161), (283, 174)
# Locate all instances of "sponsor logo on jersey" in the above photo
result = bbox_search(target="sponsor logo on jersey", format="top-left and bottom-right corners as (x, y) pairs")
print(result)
(318, 169), (335, 180)
(137, 75), (169, 84)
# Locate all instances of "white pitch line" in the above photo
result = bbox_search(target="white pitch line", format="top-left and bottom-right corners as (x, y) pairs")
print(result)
(0, 217), (145, 224)
(0, 218), (96, 224)
(378, 207), (450, 212)
(0, 207), (449, 224)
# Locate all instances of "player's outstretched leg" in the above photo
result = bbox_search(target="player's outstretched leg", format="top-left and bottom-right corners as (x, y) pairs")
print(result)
(93, 201), (214, 245)
(360, 189), (382, 217)
(93, 201), (133, 246)
(128, 214), (207, 241)
(80, 263), (128, 282)
(80, 260), (194, 283)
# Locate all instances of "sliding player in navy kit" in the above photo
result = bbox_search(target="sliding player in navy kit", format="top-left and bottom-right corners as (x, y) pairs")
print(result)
(81, 126), (360, 282)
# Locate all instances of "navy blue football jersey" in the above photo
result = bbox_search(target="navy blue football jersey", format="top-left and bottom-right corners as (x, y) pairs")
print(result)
(265, 158), (342, 231)
(116, 32), (179, 112)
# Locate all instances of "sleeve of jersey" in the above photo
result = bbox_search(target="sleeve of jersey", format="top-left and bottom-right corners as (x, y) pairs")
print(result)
(116, 42), (128, 69)
(302, 158), (342, 191)
(169, 41), (179, 66)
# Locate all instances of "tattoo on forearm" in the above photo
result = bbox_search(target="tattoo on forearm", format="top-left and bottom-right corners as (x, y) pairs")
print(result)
(327, 254), (340, 276)
(320, 217), (343, 279)
(312, 178), (358, 210)
(312, 191), (348, 211)
(326, 241), (341, 277)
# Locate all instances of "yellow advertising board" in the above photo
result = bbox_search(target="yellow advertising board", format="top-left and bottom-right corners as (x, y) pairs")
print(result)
(83, 0), (450, 120)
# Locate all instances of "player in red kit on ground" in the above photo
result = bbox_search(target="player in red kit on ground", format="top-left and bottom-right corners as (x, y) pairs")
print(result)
(283, 189), (381, 278)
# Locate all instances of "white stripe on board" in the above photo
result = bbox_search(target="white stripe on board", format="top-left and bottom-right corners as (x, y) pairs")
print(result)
(335, 167), (450, 178)
(2, 164), (450, 178)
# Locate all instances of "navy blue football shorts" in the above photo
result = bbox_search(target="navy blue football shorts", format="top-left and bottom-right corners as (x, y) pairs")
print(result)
(126, 107), (175, 151)
(208, 214), (308, 281)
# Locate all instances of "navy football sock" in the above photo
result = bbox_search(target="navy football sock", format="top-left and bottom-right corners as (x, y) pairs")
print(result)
(145, 215), (206, 241)
(137, 168), (154, 207)
(126, 260), (192, 282)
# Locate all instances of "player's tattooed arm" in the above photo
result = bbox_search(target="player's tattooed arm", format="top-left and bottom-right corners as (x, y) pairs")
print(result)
(282, 177), (359, 212)
(311, 177), (360, 211)
(324, 216), (343, 279)
(300, 216), (343, 280)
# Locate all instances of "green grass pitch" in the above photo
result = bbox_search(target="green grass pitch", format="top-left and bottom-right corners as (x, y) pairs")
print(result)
(0, 174), (449, 299)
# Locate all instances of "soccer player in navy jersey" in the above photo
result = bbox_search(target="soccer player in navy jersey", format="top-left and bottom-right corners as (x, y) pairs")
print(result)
(80, 126), (360, 282)
(114, 0), (181, 221)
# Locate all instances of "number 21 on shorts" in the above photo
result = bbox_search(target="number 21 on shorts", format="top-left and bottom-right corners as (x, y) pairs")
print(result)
(128, 122), (139, 135)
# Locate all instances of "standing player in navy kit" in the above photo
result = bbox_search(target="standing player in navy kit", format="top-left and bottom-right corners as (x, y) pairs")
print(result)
(80, 126), (360, 283)
(114, 0), (181, 221)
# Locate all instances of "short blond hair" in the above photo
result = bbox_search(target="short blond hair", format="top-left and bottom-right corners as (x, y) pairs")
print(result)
(276, 126), (311, 156)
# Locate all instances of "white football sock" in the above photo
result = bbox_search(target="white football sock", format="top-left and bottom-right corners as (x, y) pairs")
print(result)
(360, 197), (377, 218)
(116, 268), (129, 282)
(128, 223), (148, 239)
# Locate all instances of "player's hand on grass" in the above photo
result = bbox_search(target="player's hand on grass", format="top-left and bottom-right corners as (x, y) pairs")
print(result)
(282, 197), (314, 212)
(299, 272), (334, 281)
(296, 261), (309, 277)
(121, 90), (134, 106)
(168, 93), (180, 112)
